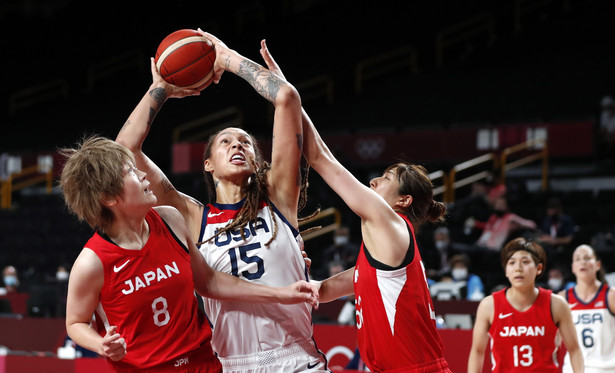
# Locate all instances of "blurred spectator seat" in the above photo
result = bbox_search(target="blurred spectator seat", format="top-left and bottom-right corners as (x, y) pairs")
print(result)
(433, 299), (479, 318)
(27, 285), (60, 317)
(0, 298), (12, 314)
(0, 292), (29, 315)
(430, 281), (467, 300)
(0, 317), (66, 353)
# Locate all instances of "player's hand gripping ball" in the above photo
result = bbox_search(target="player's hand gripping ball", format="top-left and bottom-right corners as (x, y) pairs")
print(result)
(155, 29), (216, 91)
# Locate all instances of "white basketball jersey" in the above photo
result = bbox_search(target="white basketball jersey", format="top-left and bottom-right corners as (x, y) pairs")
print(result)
(563, 284), (615, 372)
(198, 199), (314, 358)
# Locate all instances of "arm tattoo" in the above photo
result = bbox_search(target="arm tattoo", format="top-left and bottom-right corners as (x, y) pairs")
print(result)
(147, 107), (156, 127)
(237, 59), (284, 102)
(119, 119), (131, 134)
(147, 87), (166, 126)
(296, 134), (303, 152)
(161, 176), (176, 193)
(149, 87), (167, 106)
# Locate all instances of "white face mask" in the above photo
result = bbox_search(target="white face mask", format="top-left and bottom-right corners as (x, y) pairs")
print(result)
(334, 236), (349, 246)
(435, 241), (448, 251)
(3, 275), (18, 287)
(548, 278), (563, 290)
(56, 271), (69, 281)
(451, 268), (468, 281)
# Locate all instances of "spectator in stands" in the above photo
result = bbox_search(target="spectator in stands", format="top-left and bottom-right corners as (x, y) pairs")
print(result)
(538, 264), (574, 293)
(455, 195), (536, 272)
(327, 260), (345, 277)
(1, 265), (19, 294)
(55, 265), (69, 283)
(448, 175), (500, 244)
(421, 226), (453, 282)
(536, 197), (577, 262)
(434, 254), (485, 301)
(599, 95), (615, 158)
(318, 225), (359, 278)
(473, 195), (537, 252)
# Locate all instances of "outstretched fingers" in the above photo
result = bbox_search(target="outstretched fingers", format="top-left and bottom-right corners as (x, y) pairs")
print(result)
(149, 58), (200, 98)
(196, 28), (228, 84)
(259, 39), (286, 81)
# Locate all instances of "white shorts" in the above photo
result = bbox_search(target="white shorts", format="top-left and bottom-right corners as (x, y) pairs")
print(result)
(218, 339), (329, 373)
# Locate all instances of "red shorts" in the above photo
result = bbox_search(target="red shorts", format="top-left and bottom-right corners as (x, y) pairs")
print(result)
(372, 357), (452, 373)
(111, 342), (222, 373)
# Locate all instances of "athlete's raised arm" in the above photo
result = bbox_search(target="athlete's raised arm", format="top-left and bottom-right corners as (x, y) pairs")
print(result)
(199, 31), (303, 227)
(259, 40), (410, 267)
(116, 59), (203, 241)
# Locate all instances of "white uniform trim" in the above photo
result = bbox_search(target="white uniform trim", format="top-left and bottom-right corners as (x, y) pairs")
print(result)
(376, 267), (406, 336)
(198, 199), (321, 368)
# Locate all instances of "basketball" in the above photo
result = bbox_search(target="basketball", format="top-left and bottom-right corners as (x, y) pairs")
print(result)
(155, 29), (216, 91)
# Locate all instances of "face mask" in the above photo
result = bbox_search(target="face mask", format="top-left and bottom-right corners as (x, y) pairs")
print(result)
(334, 236), (349, 246)
(548, 278), (563, 290)
(3, 275), (18, 287)
(451, 268), (468, 281)
(494, 210), (506, 217)
(435, 241), (448, 251)
(56, 271), (69, 281)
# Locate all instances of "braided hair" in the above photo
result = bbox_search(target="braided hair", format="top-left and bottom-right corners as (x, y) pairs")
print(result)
(197, 129), (311, 246)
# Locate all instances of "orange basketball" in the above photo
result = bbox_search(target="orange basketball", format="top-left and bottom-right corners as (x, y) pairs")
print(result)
(154, 29), (216, 91)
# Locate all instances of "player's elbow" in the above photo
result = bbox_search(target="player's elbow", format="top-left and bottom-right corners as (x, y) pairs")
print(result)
(115, 137), (140, 154)
(275, 84), (301, 110)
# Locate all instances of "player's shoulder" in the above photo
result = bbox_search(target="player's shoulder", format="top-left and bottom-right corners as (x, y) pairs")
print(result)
(549, 291), (571, 316)
(474, 294), (495, 324)
(477, 294), (495, 313)
(154, 205), (183, 221)
(480, 294), (495, 305)
(71, 247), (104, 281)
(550, 291), (567, 304)
(154, 206), (189, 235)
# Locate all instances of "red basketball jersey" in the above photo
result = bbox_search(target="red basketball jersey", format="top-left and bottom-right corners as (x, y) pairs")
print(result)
(489, 287), (559, 372)
(87, 209), (215, 370)
(354, 214), (450, 372)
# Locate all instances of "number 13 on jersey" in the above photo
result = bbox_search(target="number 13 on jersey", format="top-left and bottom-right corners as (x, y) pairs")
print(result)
(513, 345), (533, 367)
